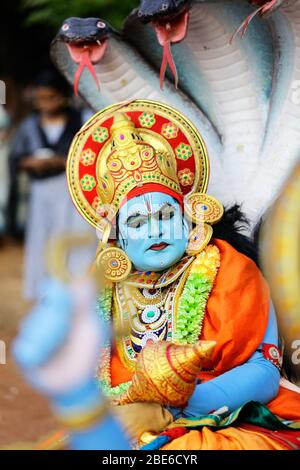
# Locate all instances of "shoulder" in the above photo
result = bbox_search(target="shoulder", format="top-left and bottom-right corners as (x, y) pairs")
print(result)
(213, 238), (263, 281)
(15, 114), (38, 135)
(209, 238), (270, 310)
(202, 239), (270, 371)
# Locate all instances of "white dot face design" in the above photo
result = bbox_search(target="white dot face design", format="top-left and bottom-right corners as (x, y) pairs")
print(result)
(62, 23), (69, 32)
(141, 332), (159, 349)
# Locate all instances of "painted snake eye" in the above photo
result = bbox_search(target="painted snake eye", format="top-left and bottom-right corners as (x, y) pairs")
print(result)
(97, 21), (106, 29)
(161, 2), (169, 11)
(62, 23), (70, 32)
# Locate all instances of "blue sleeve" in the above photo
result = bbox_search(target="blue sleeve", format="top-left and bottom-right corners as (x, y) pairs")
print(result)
(177, 304), (281, 418)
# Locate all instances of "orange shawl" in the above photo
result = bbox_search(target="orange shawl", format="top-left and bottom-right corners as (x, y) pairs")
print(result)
(110, 239), (300, 420)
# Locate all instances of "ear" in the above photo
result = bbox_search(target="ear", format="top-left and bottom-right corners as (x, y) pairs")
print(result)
(183, 216), (191, 240)
(118, 237), (125, 250)
(117, 229), (128, 250)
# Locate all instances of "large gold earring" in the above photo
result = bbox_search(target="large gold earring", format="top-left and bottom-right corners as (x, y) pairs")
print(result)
(186, 224), (213, 256)
(185, 193), (224, 256)
(96, 224), (132, 282)
(185, 193), (224, 225)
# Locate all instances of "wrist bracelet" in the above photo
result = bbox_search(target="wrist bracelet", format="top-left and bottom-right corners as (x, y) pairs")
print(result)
(57, 400), (109, 431)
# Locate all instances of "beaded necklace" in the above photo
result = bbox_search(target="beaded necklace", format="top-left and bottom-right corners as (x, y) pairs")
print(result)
(96, 244), (220, 397)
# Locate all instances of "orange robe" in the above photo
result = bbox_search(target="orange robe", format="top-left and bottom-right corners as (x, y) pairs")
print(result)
(110, 239), (300, 449)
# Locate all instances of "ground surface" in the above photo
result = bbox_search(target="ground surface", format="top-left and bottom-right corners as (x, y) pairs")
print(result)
(0, 240), (57, 448)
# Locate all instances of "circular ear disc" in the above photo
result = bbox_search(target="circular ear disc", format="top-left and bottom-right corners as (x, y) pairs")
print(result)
(185, 193), (224, 225)
(186, 224), (213, 256)
(96, 247), (132, 282)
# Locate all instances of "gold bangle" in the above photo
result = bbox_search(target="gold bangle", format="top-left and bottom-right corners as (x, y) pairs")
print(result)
(57, 401), (109, 432)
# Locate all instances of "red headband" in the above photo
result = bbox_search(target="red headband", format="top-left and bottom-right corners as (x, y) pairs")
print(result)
(120, 183), (184, 209)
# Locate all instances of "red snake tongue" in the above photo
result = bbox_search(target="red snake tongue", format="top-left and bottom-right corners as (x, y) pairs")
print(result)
(231, 1), (277, 41)
(73, 50), (100, 96)
(160, 41), (178, 90)
(153, 12), (189, 90)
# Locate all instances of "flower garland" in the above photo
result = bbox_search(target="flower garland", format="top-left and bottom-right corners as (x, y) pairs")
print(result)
(175, 245), (220, 344)
(96, 284), (132, 396)
(96, 245), (220, 397)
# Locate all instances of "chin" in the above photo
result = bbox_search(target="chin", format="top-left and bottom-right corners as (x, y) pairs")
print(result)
(133, 247), (186, 272)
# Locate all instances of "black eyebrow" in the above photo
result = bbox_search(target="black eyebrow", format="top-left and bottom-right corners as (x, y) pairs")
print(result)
(124, 202), (175, 225)
(125, 213), (148, 224)
(154, 202), (175, 215)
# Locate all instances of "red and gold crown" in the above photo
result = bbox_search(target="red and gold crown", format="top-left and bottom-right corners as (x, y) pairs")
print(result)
(67, 100), (210, 232)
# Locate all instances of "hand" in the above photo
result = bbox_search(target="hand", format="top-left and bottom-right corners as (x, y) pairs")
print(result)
(19, 156), (66, 174)
(13, 278), (104, 398)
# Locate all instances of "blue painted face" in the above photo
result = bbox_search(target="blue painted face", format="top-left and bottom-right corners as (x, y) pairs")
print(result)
(118, 192), (189, 272)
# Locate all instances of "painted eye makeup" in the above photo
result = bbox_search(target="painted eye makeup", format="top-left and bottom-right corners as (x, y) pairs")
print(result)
(157, 206), (175, 221)
(127, 216), (147, 229)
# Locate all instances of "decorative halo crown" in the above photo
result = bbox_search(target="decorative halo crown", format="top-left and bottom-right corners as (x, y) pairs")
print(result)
(67, 99), (210, 232)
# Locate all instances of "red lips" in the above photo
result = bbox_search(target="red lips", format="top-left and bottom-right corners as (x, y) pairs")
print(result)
(150, 242), (169, 251)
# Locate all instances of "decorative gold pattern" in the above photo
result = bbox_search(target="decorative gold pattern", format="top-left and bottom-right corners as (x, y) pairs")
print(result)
(175, 143), (192, 161)
(125, 256), (194, 289)
(185, 193), (224, 225)
(116, 341), (216, 407)
(161, 122), (179, 139)
(67, 99), (209, 230)
(92, 126), (109, 143)
(95, 112), (181, 221)
(97, 245), (221, 395)
(186, 224), (213, 256)
(80, 174), (96, 191)
(138, 112), (156, 128)
(80, 149), (96, 166)
(97, 247), (132, 282)
(178, 168), (195, 186)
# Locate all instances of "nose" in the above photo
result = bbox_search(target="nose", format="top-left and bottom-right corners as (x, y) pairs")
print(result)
(148, 218), (162, 239)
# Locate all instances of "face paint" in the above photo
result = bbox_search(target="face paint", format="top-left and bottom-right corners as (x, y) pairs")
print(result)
(118, 192), (189, 272)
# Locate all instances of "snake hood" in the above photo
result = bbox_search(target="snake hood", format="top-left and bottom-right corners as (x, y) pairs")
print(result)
(51, 0), (300, 232)
(52, 17), (117, 95)
(138, 0), (191, 23)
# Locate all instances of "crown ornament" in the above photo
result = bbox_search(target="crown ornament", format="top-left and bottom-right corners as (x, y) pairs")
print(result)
(67, 99), (210, 231)
(96, 112), (182, 221)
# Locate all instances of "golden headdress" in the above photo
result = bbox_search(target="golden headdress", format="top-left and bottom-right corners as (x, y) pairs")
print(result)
(67, 99), (210, 232)
(96, 111), (182, 213)
(67, 100), (223, 281)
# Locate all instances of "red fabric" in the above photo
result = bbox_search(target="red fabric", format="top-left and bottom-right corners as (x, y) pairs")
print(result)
(260, 343), (282, 371)
(162, 427), (188, 439)
(120, 183), (183, 207)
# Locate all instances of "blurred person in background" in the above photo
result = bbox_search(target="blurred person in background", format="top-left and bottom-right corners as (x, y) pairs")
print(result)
(0, 105), (11, 235)
(9, 68), (95, 300)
